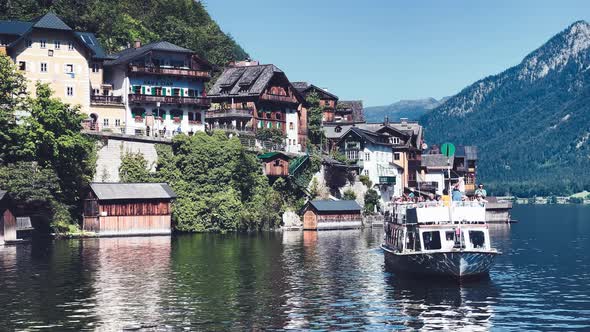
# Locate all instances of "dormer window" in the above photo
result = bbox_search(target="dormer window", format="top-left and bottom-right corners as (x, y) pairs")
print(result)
(335, 125), (342, 133)
(390, 137), (401, 145)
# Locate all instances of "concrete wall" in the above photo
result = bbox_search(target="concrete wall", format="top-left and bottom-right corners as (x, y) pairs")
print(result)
(94, 138), (159, 182)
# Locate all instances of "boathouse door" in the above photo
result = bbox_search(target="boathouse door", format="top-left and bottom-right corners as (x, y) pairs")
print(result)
(303, 211), (317, 230)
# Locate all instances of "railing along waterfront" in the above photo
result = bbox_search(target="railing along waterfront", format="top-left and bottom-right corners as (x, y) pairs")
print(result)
(128, 94), (211, 107)
(129, 65), (211, 79)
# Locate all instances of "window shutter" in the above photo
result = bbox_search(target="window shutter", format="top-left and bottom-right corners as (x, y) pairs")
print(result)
(180, 89), (184, 97)
(141, 86), (145, 95)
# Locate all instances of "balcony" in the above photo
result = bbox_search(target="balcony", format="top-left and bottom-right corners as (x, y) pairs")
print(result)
(205, 108), (253, 120)
(260, 93), (298, 104)
(91, 95), (123, 105)
(208, 124), (254, 134)
(129, 65), (211, 79)
(128, 94), (211, 107)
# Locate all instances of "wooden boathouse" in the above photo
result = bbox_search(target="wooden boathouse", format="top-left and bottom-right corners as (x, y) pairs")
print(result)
(258, 152), (291, 177)
(303, 200), (362, 230)
(83, 183), (177, 236)
(0, 190), (17, 245)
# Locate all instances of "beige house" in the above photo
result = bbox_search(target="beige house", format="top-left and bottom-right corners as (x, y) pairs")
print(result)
(0, 13), (125, 130)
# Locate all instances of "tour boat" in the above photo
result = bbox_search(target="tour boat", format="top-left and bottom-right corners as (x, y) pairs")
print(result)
(381, 201), (501, 279)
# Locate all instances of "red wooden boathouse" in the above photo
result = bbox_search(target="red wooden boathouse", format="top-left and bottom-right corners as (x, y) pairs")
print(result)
(83, 183), (177, 236)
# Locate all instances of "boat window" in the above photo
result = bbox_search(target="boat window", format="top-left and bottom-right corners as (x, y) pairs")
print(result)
(445, 231), (455, 241)
(469, 231), (486, 249)
(423, 231), (442, 250)
(407, 231), (421, 251)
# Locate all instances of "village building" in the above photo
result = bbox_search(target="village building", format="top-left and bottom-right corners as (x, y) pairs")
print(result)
(333, 100), (365, 124)
(336, 127), (403, 205)
(83, 183), (177, 236)
(292, 82), (339, 123)
(0, 190), (16, 245)
(302, 200), (362, 230)
(257, 152), (291, 177)
(418, 154), (454, 195)
(103, 41), (213, 137)
(207, 61), (307, 153)
(427, 145), (478, 194)
(0, 13), (122, 120)
(325, 119), (424, 193)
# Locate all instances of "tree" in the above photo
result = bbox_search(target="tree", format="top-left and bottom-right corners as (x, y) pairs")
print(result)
(364, 189), (380, 215)
(343, 189), (357, 200)
(0, 54), (27, 163)
(255, 128), (285, 145)
(306, 91), (325, 147)
(119, 151), (151, 183)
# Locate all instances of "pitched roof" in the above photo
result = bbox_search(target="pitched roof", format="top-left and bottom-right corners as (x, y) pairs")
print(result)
(337, 126), (393, 147)
(74, 32), (113, 60)
(90, 183), (177, 200)
(32, 12), (72, 31)
(0, 20), (33, 35)
(309, 200), (361, 212)
(257, 152), (290, 160)
(421, 154), (454, 169)
(105, 41), (197, 66)
(208, 64), (286, 97)
(292, 82), (339, 100)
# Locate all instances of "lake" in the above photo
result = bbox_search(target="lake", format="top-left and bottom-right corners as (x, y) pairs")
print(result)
(0, 205), (589, 331)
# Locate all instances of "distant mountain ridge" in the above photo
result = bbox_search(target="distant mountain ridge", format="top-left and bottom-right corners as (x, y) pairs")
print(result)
(421, 20), (590, 196)
(364, 97), (448, 122)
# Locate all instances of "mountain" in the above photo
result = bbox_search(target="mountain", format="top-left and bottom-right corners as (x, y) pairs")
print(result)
(421, 21), (590, 196)
(364, 97), (448, 123)
(0, 0), (248, 66)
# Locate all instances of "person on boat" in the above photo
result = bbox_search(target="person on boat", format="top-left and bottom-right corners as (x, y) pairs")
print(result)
(475, 184), (487, 198)
(408, 190), (415, 201)
(452, 187), (463, 201)
(442, 189), (451, 207)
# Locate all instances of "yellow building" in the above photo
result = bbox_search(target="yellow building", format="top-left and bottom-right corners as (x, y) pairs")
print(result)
(0, 13), (125, 130)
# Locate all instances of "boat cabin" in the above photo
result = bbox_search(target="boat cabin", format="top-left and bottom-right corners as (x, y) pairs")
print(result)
(385, 202), (491, 253)
(83, 182), (177, 236)
(302, 200), (362, 230)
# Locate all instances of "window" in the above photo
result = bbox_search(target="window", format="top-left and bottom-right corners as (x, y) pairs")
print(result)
(172, 88), (180, 97)
(274, 160), (281, 167)
(363, 169), (369, 176)
(66, 86), (74, 96)
(26, 39), (32, 48)
(289, 122), (294, 130)
(92, 88), (99, 95)
(267, 122), (272, 128)
(346, 150), (359, 160)
(365, 152), (370, 161)
(469, 231), (486, 249)
(423, 231), (442, 250)
(18, 61), (26, 71)
(40, 40), (47, 48)
(242, 102), (248, 109)
(276, 113), (281, 120)
(390, 137), (401, 145)
(115, 119), (121, 127)
(40, 63), (47, 72)
(409, 172), (416, 181)
(277, 122), (281, 129)
(258, 121), (263, 128)
(103, 118), (109, 127)
(394, 153), (400, 161)
(68, 41), (74, 50)
(65, 64), (74, 73)
(92, 63), (100, 73)
(54, 40), (61, 49)
(48, 49), (54, 57)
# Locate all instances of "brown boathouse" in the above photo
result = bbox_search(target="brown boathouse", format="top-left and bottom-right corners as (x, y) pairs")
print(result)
(303, 200), (362, 230)
(0, 190), (16, 245)
(83, 183), (177, 236)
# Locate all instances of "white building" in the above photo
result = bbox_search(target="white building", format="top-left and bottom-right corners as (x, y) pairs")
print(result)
(337, 127), (403, 206)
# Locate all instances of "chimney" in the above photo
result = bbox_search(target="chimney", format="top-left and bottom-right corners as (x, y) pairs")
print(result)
(134, 40), (141, 48)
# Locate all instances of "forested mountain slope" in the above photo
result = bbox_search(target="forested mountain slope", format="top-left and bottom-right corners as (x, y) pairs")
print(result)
(0, 0), (248, 66)
(421, 21), (590, 196)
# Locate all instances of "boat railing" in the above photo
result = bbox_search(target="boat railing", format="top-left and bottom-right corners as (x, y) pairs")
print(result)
(387, 201), (487, 225)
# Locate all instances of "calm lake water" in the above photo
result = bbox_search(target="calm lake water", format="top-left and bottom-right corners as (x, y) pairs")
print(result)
(0, 205), (589, 331)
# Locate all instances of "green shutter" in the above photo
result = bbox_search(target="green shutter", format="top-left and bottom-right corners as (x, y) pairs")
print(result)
(141, 86), (145, 95)
(180, 89), (184, 97)
(152, 87), (155, 96)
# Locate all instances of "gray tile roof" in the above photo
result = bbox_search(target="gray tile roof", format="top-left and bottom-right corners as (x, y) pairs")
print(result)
(0, 20), (33, 35)
(309, 200), (361, 213)
(74, 32), (113, 60)
(421, 154), (454, 169)
(208, 64), (284, 97)
(32, 12), (72, 31)
(90, 183), (177, 200)
(292, 82), (339, 101)
(291, 81), (309, 91)
(105, 41), (196, 66)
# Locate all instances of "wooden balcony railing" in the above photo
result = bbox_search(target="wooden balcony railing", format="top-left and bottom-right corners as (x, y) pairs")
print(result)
(129, 65), (211, 79)
(128, 94), (211, 107)
(205, 109), (253, 119)
(260, 93), (298, 104)
(91, 95), (123, 105)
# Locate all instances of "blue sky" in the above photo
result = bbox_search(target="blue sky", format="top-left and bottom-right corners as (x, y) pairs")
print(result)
(204, 0), (590, 106)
